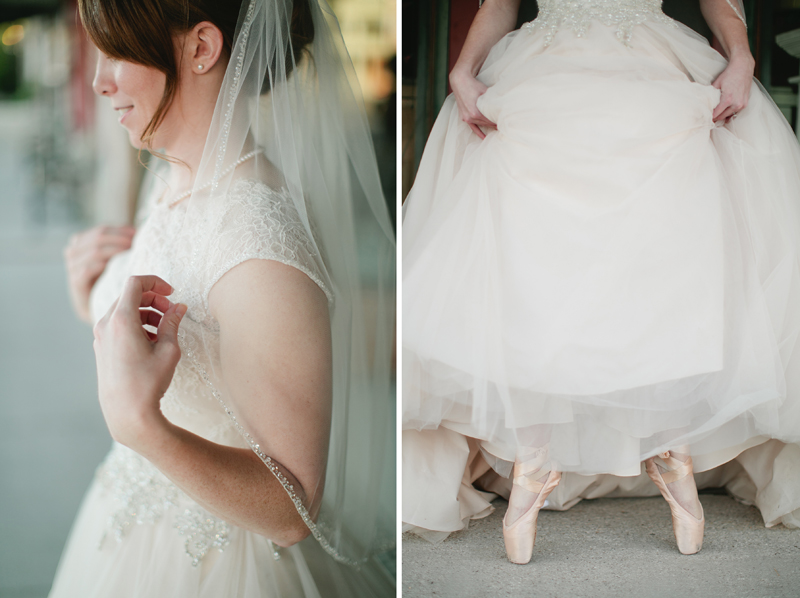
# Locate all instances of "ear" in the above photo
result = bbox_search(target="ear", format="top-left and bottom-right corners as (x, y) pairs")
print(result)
(187, 21), (224, 74)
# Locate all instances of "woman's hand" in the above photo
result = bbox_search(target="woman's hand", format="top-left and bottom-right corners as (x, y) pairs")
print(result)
(450, 68), (497, 139)
(65, 225), (136, 323)
(93, 274), (187, 451)
(711, 52), (755, 123)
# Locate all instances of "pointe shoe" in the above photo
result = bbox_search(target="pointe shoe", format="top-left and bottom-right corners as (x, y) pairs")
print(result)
(645, 451), (704, 555)
(502, 461), (561, 565)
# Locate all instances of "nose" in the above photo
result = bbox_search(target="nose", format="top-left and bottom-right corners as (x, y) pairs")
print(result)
(92, 53), (116, 97)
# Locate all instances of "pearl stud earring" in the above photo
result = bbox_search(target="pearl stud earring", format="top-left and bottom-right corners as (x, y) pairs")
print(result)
(197, 64), (204, 71)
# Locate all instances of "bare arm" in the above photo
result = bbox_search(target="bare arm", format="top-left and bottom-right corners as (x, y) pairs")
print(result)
(449, 0), (521, 138)
(92, 262), (332, 547)
(65, 225), (135, 323)
(699, 0), (754, 122)
(700, 0), (749, 60)
(136, 423), (311, 547)
(450, 0), (521, 79)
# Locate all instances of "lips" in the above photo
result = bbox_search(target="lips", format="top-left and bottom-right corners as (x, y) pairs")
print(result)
(114, 105), (133, 123)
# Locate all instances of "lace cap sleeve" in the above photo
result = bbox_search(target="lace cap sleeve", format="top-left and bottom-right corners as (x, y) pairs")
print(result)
(201, 178), (333, 313)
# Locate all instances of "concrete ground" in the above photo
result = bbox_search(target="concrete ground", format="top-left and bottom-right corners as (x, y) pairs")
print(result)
(402, 494), (800, 598)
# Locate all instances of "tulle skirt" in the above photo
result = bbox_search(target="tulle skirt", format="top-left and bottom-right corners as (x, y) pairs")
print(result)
(402, 18), (800, 534)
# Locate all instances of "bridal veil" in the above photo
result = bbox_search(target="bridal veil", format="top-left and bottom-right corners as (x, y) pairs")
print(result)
(84, 0), (396, 571)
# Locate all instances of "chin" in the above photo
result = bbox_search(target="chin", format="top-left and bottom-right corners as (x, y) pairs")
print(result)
(124, 128), (147, 150)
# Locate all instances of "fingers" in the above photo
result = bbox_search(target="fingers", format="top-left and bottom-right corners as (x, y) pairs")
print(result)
(116, 275), (174, 323)
(461, 105), (496, 139)
(469, 123), (486, 140)
(140, 291), (173, 314)
(155, 302), (187, 362)
(127, 275), (174, 302)
(96, 277), (175, 343)
(140, 308), (163, 328)
(64, 226), (135, 296)
(452, 72), (496, 140)
(141, 309), (161, 343)
(95, 226), (135, 242)
(711, 72), (749, 122)
(68, 225), (135, 252)
(96, 302), (168, 344)
(712, 97), (730, 121)
(714, 101), (744, 123)
(470, 113), (497, 128)
(95, 225), (136, 241)
(712, 92), (746, 122)
(134, 275), (173, 297)
(721, 108), (737, 124)
(473, 119), (497, 129)
(87, 234), (133, 261)
(72, 260), (108, 285)
(67, 245), (128, 273)
(464, 114), (496, 140)
(93, 297), (119, 340)
(466, 119), (498, 140)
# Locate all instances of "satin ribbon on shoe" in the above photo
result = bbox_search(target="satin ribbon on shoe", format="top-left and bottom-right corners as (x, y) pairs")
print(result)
(502, 459), (562, 565)
(645, 451), (705, 555)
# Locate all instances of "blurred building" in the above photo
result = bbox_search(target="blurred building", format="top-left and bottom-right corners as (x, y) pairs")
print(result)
(332, 0), (397, 224)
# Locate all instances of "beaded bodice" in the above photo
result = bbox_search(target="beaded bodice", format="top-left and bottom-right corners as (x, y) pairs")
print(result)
(523, 0), (676, 45)
(89, 177), (329, 565)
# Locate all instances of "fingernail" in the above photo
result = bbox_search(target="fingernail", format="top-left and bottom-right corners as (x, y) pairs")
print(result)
(176, 304), (188, 319)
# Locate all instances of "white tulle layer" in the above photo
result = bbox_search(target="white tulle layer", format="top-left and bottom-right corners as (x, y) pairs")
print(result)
(402, 19), (800, 530)
(48, 475), (392, 598)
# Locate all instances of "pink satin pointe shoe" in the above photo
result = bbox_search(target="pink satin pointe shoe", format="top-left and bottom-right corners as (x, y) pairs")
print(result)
(645, 451), (704, 555)
(502, 461), (562, 565)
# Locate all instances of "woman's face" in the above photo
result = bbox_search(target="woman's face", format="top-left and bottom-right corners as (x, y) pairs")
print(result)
(92, 53), (169, 149)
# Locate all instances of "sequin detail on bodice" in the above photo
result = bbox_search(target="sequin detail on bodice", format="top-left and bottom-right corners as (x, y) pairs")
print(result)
(89, 178), (329, 566)
(523, 0), (677, 46)
(97, 444), (232, 567)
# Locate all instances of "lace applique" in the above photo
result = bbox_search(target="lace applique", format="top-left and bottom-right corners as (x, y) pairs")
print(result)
(97, 445), (179, 544)
(523, 0), (677, 46)
(175, 509), (232, 567)
(159, 329), (208, 416)
(204, 180), (334, 314)
(96, 444), (231, 567)
(160, 387), (201, 416)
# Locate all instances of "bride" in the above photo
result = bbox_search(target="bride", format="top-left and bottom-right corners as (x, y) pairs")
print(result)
(57, 0), (395, 595)
(403, 0), (800, 565)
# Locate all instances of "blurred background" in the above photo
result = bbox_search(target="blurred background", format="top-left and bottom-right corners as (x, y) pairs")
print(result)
(402, 0), (800, 198)
(0, 0), (396, 596)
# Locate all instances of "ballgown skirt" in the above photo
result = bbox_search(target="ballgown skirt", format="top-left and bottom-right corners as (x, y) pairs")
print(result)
(402, 16), (800, 537)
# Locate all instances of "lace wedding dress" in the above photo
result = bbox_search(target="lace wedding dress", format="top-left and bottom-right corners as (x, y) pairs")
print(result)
(403, 0), (800, 539)
(49, 177), (390, 597)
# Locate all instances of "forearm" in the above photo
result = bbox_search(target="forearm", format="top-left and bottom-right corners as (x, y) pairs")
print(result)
(699, 0), (751, 62)
(451, 0), (521, 78)
(139, 420), (310, 547)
